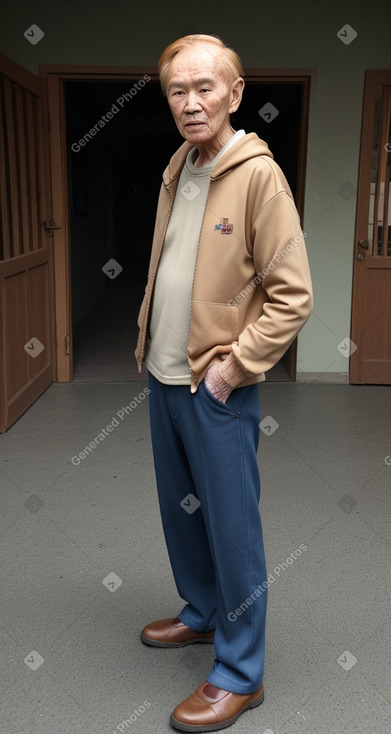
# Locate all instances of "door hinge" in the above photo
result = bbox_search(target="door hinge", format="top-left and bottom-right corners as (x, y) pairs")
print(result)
(43, 218), (61, 238)
(65, 334), (70, 356)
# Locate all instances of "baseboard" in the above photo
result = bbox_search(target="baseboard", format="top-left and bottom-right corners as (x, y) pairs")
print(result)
(296, 372), (349, 384)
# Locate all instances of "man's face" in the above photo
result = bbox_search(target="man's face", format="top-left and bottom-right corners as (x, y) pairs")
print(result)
(165, 44), (243, 150)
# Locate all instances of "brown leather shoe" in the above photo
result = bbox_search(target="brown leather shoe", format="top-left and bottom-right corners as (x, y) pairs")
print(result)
(170, 681), (264, 732)
(140, 617), (215, 648)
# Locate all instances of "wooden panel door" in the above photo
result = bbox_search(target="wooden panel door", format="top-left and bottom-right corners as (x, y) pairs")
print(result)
(0, 54), (55, 432)
(350, 71), (391, 384)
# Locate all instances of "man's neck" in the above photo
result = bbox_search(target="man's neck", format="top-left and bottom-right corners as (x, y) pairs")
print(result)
(193, 127), (236, 168)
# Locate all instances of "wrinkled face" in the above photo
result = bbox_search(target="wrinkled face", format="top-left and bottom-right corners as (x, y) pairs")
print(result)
(165, 44), (243, 150)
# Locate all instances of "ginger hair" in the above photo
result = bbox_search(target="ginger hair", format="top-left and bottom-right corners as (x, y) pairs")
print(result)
(158, 34), (244, 95)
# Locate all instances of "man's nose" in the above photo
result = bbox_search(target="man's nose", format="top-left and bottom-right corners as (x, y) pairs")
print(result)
(184, 91), (202, 113)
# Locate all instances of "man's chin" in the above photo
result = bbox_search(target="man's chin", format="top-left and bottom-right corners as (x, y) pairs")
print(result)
(181, 126), (209, 144)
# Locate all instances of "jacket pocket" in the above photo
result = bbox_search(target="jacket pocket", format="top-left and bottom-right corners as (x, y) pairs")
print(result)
(189, 301), (240, 355)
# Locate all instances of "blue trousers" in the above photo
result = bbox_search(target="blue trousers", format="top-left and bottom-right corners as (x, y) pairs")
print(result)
(148, 371), (267, 694)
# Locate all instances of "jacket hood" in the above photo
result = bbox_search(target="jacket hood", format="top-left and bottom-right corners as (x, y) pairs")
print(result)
(163, 132), (274, 186)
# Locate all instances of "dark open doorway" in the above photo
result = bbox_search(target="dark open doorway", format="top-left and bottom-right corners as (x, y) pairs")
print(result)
(64, 77), (307, 382)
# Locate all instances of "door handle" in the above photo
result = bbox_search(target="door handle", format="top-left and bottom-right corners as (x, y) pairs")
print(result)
(358, 239), (369, 248)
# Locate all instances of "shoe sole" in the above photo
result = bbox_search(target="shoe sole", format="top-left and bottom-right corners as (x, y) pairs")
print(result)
(140, 633), (215, 648)
(169, 691), (264, 732)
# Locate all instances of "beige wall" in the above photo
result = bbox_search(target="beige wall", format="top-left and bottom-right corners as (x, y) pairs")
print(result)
(1, 0), (391, 379)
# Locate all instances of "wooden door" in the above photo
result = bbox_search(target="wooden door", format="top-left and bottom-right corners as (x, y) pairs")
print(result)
(350, 71), (391, 384)
(0, 53), (55, 432)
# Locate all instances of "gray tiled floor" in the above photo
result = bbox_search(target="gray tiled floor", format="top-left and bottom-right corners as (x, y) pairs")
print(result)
(0, 380), (390, 733)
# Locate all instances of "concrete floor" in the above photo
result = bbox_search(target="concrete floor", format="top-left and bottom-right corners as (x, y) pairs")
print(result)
(0, 379), (390, 733)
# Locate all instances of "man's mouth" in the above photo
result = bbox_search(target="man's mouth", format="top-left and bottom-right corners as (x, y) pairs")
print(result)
(185, 121), (205, 127)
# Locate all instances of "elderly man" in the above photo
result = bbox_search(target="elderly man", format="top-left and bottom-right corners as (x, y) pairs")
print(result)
(135, 34), (313, 732)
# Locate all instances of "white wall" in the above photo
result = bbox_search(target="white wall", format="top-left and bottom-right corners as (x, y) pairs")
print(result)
(1, 0), (391, 380)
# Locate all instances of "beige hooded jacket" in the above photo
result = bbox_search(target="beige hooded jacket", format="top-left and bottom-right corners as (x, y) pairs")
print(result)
(135, 132), (313, 392)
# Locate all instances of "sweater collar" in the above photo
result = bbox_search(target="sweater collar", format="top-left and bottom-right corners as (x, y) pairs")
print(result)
(162, 132), (273, 186)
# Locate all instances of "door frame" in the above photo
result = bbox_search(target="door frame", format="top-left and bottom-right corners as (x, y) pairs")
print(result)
(41, 64), (313, 383)
(350, 69), (391, 384)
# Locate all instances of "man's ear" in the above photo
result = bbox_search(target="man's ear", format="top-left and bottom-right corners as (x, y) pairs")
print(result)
(229, 77), (245, 114)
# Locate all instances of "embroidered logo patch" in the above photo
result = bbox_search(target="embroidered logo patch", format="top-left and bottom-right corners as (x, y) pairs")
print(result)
(214, 217), (233, 234)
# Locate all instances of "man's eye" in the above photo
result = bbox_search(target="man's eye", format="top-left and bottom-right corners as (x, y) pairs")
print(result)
(200, 88), (210, 93)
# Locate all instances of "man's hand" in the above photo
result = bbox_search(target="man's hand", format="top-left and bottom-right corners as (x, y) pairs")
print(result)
(204, 364), (233, 404)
